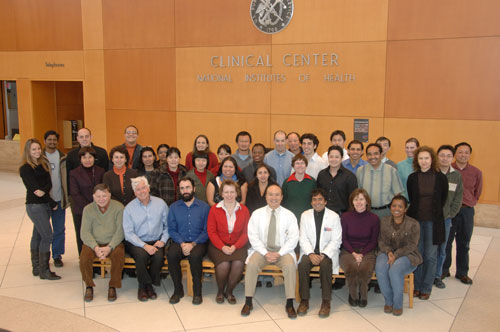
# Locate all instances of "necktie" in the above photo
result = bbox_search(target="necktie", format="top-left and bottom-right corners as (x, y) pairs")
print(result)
(267, 209), (278, 251)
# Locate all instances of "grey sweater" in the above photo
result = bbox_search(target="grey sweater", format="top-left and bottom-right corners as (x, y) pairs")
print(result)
(81, 200), (124, 250)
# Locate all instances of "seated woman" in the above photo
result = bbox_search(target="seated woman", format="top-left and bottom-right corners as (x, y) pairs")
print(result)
(340, 188), (380, 308)
(156, 144), (169, 166)
(103, 146), (138, 206)
(282, 154), (317, 222)
(246, 164), (276, 214)
(149, 147), (187, 206)
(185, 135), (219, 172)
(211, 144), (232, 175)
(185, 151), (215, 203)
(206, 156), (247, 206)
(207, 180), (250, 304)
(136, 146), (158, 180)
(375, 195), (422, 316)
(70, 147), (106, 254)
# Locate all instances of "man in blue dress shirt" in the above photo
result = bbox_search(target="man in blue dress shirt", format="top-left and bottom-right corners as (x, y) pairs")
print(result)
(167, 177), (210, 305)
(264, 130), (294, 186)
(123, 176), (169, 302)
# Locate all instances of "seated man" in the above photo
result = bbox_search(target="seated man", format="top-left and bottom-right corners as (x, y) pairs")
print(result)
(123, 176), (169, 301)
(167, 177), (210, 305)
(79, 183), (125, 302)
(241, 184), (299, 318)
(297, 189), (342, 318)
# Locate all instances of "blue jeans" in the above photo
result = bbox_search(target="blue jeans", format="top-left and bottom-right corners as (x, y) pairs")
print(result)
(414, 221), (437, 293)
(51, 201), (66, 259)
(26, 203), (53, 253)
(376, 254), (416, 310)
(435, 218), (451, 278)
(444, 207), (474, 277)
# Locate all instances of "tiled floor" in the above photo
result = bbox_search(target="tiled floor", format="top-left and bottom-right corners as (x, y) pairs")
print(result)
(0, 171), (497, 332)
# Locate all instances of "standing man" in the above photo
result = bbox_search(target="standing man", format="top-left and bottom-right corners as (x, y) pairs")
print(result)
(375, 136), (397, 169)
(443, 142), (482, 285)
(322, 130), (349, 162)
(300, 133), (328, 179)
(241, 184), (299, 318)
(123, 176), (169, 301)
(434, 145), (463, 289)
(242, 143), (277, 183)
(297, 189), (342, 318)
(167, 177), (210, 305)
(264, 130), (294, 186)
(317, 146), (358, 215)
(356, 143), (404, 218)
(287, 132), (302, 155)
(342, 140), (367, 174)
(122, 125), (142, 169)
(79, 184), (125, 302)
(43, 130), (69, 267)
(232, 131), (253, 170)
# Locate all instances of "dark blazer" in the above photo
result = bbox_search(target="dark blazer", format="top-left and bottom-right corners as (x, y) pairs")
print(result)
(66, 143), (109, 190)
(69, 165), (105, 215)
(407, 170), (448, 245)
(121, 143), (142, 170)
(103, 168), (139, 206)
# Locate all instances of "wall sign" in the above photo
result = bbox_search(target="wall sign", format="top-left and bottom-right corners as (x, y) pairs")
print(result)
(250, 0), (294, 34)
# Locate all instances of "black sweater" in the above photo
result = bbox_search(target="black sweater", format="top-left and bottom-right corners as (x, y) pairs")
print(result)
(19, 163), (57, 208)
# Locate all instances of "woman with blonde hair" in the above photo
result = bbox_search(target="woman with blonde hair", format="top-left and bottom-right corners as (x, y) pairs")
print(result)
(19, 138), (61, 280)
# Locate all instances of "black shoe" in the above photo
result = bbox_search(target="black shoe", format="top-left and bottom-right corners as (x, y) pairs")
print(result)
(30, 250), (39, 276)
(434, 278), (446, 289)
(241, 303), (253, 316)
(374, 285), (381, 294)
(348, 295), (359, 307)
(456, 275), (473, 285)
(256, 281), (262, 287)
(54, 258), (63, 268)
(441, 271), (450, 280)
(145, 284), (157, 300)
(359, 299), (367, 308)
(266, 281), (273, 288)
(39, 252), (61, 280)
(169, 291), (184, 304)
(192, 295), (203, 305)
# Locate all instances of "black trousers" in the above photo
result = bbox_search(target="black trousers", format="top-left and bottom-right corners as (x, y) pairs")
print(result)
(167, 242), (207, 296)
(125, 240), (165, 288)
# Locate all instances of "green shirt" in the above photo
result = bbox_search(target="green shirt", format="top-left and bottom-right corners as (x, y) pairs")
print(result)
(282, 173), (317, 222)
(81, 200), (124, 250)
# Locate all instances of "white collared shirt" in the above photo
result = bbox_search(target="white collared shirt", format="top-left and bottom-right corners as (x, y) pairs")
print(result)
(216, 201), (241, 234)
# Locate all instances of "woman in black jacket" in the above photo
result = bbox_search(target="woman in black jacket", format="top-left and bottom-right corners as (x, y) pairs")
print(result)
(407, 146), (448, 300)
(19, 138), (60, 280)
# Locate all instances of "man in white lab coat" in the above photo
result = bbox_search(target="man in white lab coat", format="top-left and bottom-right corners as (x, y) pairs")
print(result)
(241, 184), (299, 319)
(297, 188), (342, 318)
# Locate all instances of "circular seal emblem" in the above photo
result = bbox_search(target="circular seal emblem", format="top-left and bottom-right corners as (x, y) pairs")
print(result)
(250, 0), (294, 34)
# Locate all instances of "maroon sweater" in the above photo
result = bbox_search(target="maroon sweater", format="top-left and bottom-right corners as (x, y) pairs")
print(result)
(340, 210), (380, 255)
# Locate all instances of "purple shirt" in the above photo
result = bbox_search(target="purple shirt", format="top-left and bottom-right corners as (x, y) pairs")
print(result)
(452, 162), (482, 207)
(340, 210), (380, 255)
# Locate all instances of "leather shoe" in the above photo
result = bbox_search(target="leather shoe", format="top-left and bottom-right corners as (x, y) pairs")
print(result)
(393, 308), (403, 316)
(419, 293), (430, 300)
(169, 292), (184, 304)
(434, 278), (446, 289)
(413, 290), (420, 297)
(318, 300), (330, 318)
(215, 293), (224, 304)
(241, 303), (253, 316)
(146, 285), (157, 300)
(84, 287), (93, 302)
(359, 299), (367, 308)
(192, 295), (203, 305)
(384, 305), (393, 314)
(54, 258), (63, 268)
(224, 293), (236, 305)
(286, 305), (297, 319)
(456, 275), (473, 285)
(348, 295), (358, 307)
(297, 300), (309, 316)
(138, 288), (148, 302)
(107, 287), (117, 302)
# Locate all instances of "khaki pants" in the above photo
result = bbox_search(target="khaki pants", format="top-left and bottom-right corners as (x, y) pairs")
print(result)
(80, 243), (124, 288)
(244, 252), (296, 299)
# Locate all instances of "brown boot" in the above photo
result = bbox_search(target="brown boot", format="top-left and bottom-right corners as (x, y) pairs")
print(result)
(297, 299), (309, 316)
(318, 300), (330, 318)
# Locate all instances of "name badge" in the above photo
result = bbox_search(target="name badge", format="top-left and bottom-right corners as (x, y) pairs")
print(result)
(449, 183), (457, 192)
(324, 227), (332, 231)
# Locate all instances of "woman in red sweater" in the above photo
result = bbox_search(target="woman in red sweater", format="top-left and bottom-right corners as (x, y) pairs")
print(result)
(207, 179), (250, 305)
(185, 134), (218, 172)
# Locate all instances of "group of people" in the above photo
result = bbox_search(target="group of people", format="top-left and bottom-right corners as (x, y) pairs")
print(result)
(19, 126), (482, 318)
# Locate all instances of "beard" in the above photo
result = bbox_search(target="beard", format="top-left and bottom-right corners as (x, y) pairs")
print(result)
(181, 191), (195, 202)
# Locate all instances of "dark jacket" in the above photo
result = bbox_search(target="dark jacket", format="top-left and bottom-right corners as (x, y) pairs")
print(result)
(19, 163), (57, 208)
(66, 143), (109, 190)
(407, 170), (448, 245)
(103, 168), (139, 206)
(149, 164), (187, 206)
(378, 215), (423, 267)
(69, 165), (105, 215)
(120, 143), (142, 170)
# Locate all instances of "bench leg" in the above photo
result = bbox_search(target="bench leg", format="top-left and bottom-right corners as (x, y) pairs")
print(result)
(295, 270), (300, 302)
(408, 274), (414, 308)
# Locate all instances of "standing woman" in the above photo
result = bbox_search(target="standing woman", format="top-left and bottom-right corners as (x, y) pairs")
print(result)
(69, 147), (105, 254)
(376, 195), (422, 316)
(149, 147), (187, 206)
(340, 188), (380, 307)
(156, 144), (170, 166)
(282, 154), (317, 222)
(212, 144), (232, 175)
(185, 151), (215, 203)
(185, 135), (219, 172)
(137, 147), (158, 180)
(103, 146), (139, 206)
(407, 146), (448, 300)
(397, 138), (420, 199)
(207, 180), (250, 304)
(246, 164), (276, 214)
(206, 156), (247, 206)
(20, 138), (60, 280)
